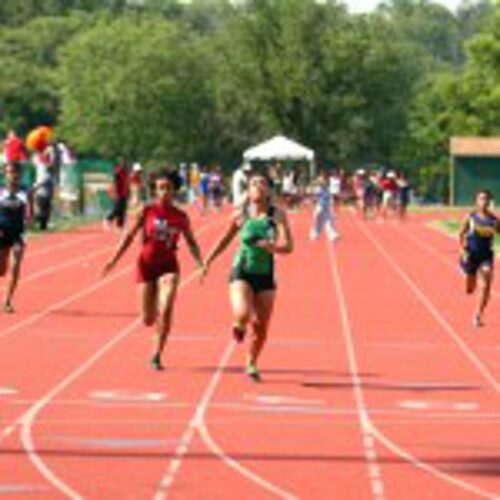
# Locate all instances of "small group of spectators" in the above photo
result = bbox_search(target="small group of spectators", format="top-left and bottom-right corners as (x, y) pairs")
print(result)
(2, 129), (78, 231)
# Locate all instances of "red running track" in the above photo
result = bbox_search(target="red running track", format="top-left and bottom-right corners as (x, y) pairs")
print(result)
(0, 208), (499, 499)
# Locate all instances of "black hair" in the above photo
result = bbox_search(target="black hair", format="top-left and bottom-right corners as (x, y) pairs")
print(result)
(476, 189), (493, 201)
(155, 168), (183, 191)
(5, 161), (22, 174)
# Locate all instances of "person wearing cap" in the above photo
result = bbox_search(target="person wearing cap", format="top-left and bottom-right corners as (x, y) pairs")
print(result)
(232, 162), (252, 208)
(380, 171), (399, 219)
(130, 163), (145, 209)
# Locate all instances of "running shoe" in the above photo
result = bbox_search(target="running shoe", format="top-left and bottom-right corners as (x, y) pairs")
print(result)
(232, 325), (246, 343)
(3, 302), (14, 314)
(473, 315), (484, 328)
(246, 362), (262, 382)
(150, 353), (164, 371)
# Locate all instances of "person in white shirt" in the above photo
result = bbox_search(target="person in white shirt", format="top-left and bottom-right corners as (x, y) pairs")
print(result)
(232, 162), (252, 207)
(310, 170), (339, 242)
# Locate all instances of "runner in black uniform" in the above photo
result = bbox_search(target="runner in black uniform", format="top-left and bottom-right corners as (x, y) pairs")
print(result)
(459, 190), (500, 327)
(0, 162), (32, 313)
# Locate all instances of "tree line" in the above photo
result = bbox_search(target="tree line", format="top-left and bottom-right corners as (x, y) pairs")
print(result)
(0, 0), (498, 199)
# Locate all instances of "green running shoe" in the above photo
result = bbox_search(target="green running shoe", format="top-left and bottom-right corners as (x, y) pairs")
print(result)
(246, 362), (261, 382)
(150, 353), (164, 371)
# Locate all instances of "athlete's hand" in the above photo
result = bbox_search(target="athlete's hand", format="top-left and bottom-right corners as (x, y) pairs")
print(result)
(254, 240), (275, 253)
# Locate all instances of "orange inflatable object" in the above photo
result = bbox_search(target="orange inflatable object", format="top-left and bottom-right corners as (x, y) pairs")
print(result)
(26, 126), (53, 152)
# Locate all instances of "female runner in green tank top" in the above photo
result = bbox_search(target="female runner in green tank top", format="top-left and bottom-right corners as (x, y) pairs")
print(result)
(203, 174), (294, 381)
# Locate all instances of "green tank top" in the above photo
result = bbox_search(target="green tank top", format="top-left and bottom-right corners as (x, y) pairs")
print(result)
(233, 207), (276, 275)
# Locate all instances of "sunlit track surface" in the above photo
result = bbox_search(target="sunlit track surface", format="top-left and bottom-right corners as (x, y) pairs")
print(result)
(0, 209), (498, 499)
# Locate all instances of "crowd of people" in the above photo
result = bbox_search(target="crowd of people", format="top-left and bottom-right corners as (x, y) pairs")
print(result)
(1, 135), (498, 379)
(1, 129), (79, 231)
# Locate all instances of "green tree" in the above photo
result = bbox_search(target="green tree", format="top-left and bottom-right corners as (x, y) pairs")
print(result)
(0, 13), (92, 134)
(58, 15), (212, 162)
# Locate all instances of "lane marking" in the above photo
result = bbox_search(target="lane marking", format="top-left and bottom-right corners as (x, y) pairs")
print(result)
(244, 394), (325, 406)
(328, 243), (386, 500)
(154, 349), (299, 499)
(356, 218), (500, 394)
(0, 245), (112, 293)
(51, 436), (181, 450)
(3, 217), (225, 498)
(398, 400), (480, 412)
(0, 264), (133, 341)
(339, 217), (499, 498)
(0, 387), (17, 396)
(393, 223), (500, 299)
(89, 390), (166, 403)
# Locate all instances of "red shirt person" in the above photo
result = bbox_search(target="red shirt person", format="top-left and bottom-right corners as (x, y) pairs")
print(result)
(105, 161), (130, 229)
(4, 131), (28, 163)
(102, 169), (204, 371)
(137, 202), (189, 282)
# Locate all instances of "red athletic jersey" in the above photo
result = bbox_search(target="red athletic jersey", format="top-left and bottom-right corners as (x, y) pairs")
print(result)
(113, 165), (130, 199)
(381, 178), (398, 193)
(137, 203), (189, 282)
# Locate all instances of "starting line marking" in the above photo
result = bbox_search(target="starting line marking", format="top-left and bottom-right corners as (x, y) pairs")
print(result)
(398, 400), (480, 412)
(244, 394), (326, 406)
(89, 390), (166, 403)
(0, 387), (17, 396)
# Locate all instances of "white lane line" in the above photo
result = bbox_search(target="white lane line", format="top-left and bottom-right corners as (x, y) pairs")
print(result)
(327, 243), (386, 500)
(154, 349), (299, 498)
(356, 218), (500, 393)
(20, 320), (141, 500)
(338, 219), (499, 499)
(19, 265), (206, 500)
(154, 342), (236, 499)
(392, 223), (500, 298)
(0, 215), (224, 342)
(25, 232), (99, 259)
(0, 245), (111, 293)
(0, 264), (133, 341)
(10, 217), (225, 497)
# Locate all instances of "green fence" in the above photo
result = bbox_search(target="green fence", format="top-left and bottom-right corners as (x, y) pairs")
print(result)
(453, 156), (500, 205)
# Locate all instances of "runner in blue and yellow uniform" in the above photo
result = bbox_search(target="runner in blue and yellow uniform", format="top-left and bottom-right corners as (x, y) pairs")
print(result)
(459, 190), (500, 327)
(203, 173), (293, 381)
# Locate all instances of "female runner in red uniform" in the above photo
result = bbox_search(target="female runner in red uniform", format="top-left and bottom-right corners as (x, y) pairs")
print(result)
(103, 169), (204, 370)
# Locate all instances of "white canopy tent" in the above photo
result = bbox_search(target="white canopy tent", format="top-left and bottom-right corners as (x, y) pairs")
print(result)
(243, 135), (315, 162)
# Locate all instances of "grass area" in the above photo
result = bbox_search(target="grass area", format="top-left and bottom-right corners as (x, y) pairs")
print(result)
(26, 213), (101, 240)
(431, 218), (500, 252)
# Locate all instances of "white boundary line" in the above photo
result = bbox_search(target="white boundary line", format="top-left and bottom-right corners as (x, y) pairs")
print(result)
(0, 216), (223, 436)
(0, 265), (133, 341)
(0, 245), (112, 293)
(0, 216), (224, 342)
(25, 232), (100, 259)
(4, 216), (225, 497)
(356, 218), (500, 393)
(391, 222), (500, 299)
(327, 243), (385, 500)
(342, 217), (498, 498)
(153, 340), (298, 500)
(18, 266), (208, 499)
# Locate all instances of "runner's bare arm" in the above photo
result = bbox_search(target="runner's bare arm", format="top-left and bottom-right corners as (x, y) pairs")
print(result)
(102, 208), (145, 276)
(182, 216), (203, 269)
(458, 215), (470, 249)
(204, 213), (241, 272)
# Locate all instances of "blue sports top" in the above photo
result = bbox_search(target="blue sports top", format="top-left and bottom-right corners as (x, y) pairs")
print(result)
(466, 212), (498, 254)
(0, 187), (29, 236)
